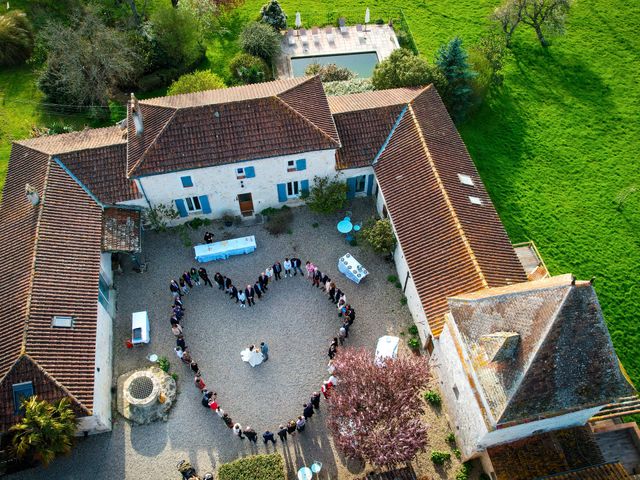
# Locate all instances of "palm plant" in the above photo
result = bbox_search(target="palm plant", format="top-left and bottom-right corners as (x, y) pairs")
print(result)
(10, 396), (77, 466)
(0, 10), (35, 66)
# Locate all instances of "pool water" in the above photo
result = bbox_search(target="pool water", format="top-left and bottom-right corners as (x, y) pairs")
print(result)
(291, 51), (379, 78)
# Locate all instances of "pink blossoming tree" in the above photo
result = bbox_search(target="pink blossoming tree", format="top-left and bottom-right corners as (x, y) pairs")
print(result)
(326, 347), (430, 467)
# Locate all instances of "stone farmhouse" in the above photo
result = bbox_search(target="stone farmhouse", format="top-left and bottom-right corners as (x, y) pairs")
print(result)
(0, 76), (635, 476)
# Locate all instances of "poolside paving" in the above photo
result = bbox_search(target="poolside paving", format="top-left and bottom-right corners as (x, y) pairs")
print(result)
(8, 198), (416, 479)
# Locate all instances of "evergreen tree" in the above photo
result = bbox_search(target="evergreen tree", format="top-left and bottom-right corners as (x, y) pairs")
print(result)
(260, 0), (287, 31)
(435, 37), (477, 123)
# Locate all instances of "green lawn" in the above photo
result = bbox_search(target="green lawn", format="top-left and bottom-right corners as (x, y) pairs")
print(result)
(1, 0), (639, 385)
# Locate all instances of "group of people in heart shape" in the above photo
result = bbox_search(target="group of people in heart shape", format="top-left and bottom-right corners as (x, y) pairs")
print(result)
(167, 257), (358, 444)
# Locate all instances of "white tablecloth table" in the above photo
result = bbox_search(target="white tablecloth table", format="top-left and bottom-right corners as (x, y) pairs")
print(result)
(194, 236), (257, 262)
(338, 253), (368, 284)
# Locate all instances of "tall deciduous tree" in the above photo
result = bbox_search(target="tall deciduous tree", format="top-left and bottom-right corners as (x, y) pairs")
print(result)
(520, 0), (572, 47)
(37, 7), (140, 108)
(0, 10), (34, 66)
(326, 347), (430, 467)
(11, 396), (77, 467)
(305, 175), (348, 214)
(361, 218), (396, 255)
(372, 48), (445, 91)
(435, 37), (476, 123)
(492, 0), (524, 47)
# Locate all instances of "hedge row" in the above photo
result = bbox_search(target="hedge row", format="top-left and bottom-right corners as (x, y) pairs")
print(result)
(217, 453), (285, 480)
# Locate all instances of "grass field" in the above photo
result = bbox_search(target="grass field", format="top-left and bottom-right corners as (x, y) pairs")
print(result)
(1, 0), (639, 385)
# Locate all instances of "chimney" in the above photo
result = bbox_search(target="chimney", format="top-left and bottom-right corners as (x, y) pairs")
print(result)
(130, 93), (144, 136)
(25, 184), (39, 206)
(479, 331), (520, 362)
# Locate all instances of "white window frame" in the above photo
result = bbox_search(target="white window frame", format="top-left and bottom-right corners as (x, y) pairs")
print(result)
(185, 196), (202, 212)
(287, 181), (300, 198)
(236, 167), (246, 179)
(458, 174), (474, 186)
(469, 196), (483, 205)
(52, 316), (74, 328)
(287, 160), (296, 172)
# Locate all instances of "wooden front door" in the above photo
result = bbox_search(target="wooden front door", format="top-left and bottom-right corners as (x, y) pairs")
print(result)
(238, 193), (254, 217)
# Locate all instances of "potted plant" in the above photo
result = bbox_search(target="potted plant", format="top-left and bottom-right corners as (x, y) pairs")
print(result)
(408, 337), (421, 352)
(222, 212), (234, 227)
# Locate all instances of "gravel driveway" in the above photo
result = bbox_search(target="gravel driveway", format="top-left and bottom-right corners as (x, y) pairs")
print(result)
(8, 198), (415, 480)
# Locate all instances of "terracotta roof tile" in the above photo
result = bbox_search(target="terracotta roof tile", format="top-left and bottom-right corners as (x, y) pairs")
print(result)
(540, 463), (631, 479)
(102, 207), (141, 252)
(373, 86), (526, 336)
(448, 275), (635, 425)
(488, 426), (605, 480)
(128, 76), (339, 177)
(327, 88), (421, 114)
(17, 126), (125, 155)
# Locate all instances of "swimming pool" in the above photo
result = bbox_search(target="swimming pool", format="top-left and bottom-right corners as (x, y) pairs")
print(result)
(290, 51), (380, 78)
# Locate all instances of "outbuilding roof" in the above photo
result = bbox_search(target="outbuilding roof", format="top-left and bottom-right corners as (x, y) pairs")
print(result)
(126, 76), (340, 177)
(448, 275), (635, 426)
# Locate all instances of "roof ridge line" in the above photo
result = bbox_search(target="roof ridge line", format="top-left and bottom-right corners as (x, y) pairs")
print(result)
(273, 95), (340, 147)
(20, 156), (53, 357)
(407, 102), (489, 289)
(53, 157), (104, 209)
(127, 107), (178, 178)
(494, 286), (572, 423)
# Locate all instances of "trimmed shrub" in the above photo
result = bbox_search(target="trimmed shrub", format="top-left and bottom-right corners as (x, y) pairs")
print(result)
(424, 389), (442, 406)
(229, 52), (270, 85)
(408, 325), (419, 336)
(430, 450), (451, 465)
(323, 78), (374, 96)
(0, 10), (34, 66)
(305, 62), (355, 82)
(168, 71), (225, 95)
(305, 175), (348, 214)
(240, 21), (281, 62)
(260, 0), (287, 30)
(361, 218), (396, 254)
(218, 453), (285, 480)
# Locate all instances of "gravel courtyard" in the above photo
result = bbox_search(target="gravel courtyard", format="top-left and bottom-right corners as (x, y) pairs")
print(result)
(9, 198), (418, 479)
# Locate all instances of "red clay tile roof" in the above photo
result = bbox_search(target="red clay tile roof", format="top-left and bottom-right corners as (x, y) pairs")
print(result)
(373, 85), (526, 336)
(488, 426), (606, 480)
(127, 76), (340, 177)
(540, 463), (631, 479)
(102, 207), (141, 252)
(449, 275), (635, 425)
(17, 126), (139, 204)
(329, 88), (421, 170)
(0, 146), (105, 429)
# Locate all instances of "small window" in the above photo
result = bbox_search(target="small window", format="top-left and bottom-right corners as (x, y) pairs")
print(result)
(180, 176), (193, 188)
(236, 168), (245, 179)
(453, 385), (460, 399)
(287, 160), (296, 172)
(13, 382), (34, 415)
(185, 196), (202, 212)
(52, 316), (73, 328)
(287, 181), (300, 198)
(458, 174), (474, 186)
(469, 196), (482, 205)
(355, 175), (366, 193)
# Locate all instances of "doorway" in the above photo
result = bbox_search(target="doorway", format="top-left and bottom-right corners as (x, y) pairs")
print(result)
(238, 193), (254, 217)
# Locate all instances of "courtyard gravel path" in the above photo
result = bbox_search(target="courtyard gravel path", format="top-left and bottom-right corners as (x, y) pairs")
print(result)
(9, 199), (415, 480)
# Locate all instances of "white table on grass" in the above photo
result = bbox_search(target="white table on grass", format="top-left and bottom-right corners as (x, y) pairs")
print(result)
(338, 253), (368, 284)
(194, 236), (257, 262)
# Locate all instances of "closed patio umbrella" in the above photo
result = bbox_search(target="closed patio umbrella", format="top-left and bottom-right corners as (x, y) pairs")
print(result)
(295, 11), (301, 34)
(365, 7), (370, 30)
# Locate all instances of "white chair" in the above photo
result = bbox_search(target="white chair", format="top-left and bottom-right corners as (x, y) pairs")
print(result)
(312, 27), (320, 46)
(287, 28), (296, 46)
(300, 28), (308, 46)
(339, 17), (348, 34)
(326, 26), (335, 44)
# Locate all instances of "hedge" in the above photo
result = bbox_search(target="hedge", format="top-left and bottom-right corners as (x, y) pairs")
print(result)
(217, 453), (285, 480)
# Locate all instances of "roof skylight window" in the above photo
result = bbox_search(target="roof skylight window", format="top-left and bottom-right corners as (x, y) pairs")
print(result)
(469, 196), (482, 205)
(458, 174), (474, 186)
(52, 316), (73, 328)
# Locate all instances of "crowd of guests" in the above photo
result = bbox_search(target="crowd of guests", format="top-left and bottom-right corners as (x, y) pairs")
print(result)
(165, 255), (358, 446)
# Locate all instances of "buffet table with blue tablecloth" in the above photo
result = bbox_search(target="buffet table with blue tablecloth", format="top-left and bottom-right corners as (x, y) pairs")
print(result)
(194, 235), (257, 262)
(338, 252), (368, 283)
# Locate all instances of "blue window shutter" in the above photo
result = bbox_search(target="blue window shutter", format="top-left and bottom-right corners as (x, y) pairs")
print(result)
(367, 174), (374, 195)
(175, 199), (188, 217)
(277, 183), (287, 202)
(245, 166), (255, 178)
(12, 382), (34, 415)
(199, 195), (212, 214)
(301, 179), (309, 195)
(180, 176), (193, 188)
(296, 159), (307, 171)
(346, 177), (357, 199)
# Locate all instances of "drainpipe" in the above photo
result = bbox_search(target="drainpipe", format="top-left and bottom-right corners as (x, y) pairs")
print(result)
(403, 270), (410, 293)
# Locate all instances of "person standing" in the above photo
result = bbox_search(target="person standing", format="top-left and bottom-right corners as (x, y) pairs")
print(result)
(260, 342), (269, 361)
(194, 372), (206, 390)
(283, 258), (292, 278)
(259, 272), (269, 292)
(176, 335), (187, 351)
(273, 262), (282, 281)
(321, 273), (330, 288)
(328, 343), (337, 360)
(245, 285), (255, 307)
(328, 282), (336, 301)
(201, 389), (214, 407)
(171, 323), (183, 336)
(182, 271), (193, 288)
(190, 267), (201, 286)
(263, 431), (277, 445)
(313, 269), (322, 288)
(346, 307), (356, 326)
(199, 267), (213, 287)
(170, 280), (181, 298)
(303, 403), (314, 420)
(204, 231), (214, 244)
(215, 406), (225, 418)
(237, 289), (246, 308)
(310, 392), (321, 410)
(277, 424), (288, 442)
(213, 272), (223, 289)
(179, 277), (189, 295)
(243, 426), (258, 443)
(230, 284), (238, 303)
(338, 325), (346, 345)
(233, 423), (245, 439)
(305, 261), (315, 279)
(342, 319), (350, 339)
(172, 304), (184, 321)
(224, 276), (232, 292)
(253, 281), (263, 300)
(296, 416), (306, 432)
(190, 361), (200, 375)
(321, 380), (333, 399)
(291, 257), (303, 276)
(287, 420), (297, 436)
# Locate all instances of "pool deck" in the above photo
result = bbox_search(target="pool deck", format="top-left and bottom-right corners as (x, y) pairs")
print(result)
(276, 24), (399, 78)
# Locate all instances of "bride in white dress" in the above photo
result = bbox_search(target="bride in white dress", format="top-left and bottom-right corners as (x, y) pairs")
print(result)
(240, 345), (264, 367)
